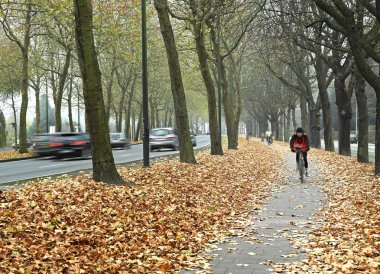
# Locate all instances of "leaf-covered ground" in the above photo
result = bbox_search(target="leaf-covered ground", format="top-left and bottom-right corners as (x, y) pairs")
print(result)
(0, 151), (34, 161)
(0, 140), (282, 273)
(281, 146), (380, 273)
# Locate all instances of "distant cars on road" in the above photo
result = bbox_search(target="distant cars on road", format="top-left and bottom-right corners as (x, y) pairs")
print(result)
(110, 133), (131, 149)
(149, 128), (198, 151)
(149, 128), (179, 151)
(33, 133), (92, 159)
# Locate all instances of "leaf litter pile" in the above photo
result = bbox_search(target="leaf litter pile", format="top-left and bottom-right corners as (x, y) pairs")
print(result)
(0, 151), (34, 161)
(0, 140), (282, 273)
(280, 147), (380, 273)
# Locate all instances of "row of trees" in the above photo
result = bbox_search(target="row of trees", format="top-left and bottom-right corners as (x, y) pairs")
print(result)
(241, 0), (380, 176)
(0, 0), (262, 183)
(2, 0), (379, 180)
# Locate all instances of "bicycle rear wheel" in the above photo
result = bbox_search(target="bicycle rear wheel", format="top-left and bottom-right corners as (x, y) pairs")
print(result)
(298, 154), (305, 183)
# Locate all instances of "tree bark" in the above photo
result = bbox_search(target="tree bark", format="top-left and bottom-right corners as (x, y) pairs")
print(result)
(309, 102), (321, 148)
(134, 106), (142, 142)
(34, 84), (41, 134)
(0, 110), (6, 147)
(11, 91), (18, 152)
(291, 104), (297, 132)
(73, 0), (123, 184)
(354, 69), (369, 163)
(315, 0), (380, 174)
(286, 107), (291, 141)
(190, 3), (223, 156)
(105, 52), (116, 123)
(315, 56), (334, 151)
(54, 48), (71, 132)
(154, 0), (196, 163)
(300, 95), (308, 132)
(124, 78), (136, 139)
(68, 73), (75, 132)
(334, 75), (352, 156)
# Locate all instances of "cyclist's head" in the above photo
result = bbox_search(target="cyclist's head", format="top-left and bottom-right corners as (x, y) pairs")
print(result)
(296, 127), (304, 137)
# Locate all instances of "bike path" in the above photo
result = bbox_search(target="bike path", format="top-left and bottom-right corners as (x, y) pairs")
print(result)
(183, 144), (326, 273)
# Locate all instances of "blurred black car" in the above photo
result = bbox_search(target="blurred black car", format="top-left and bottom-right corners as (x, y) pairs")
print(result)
(110, 133), (130, 149)
(149, 128), (179, 151)
(350, 134), (358, 144)
(33, 133), (91, 159)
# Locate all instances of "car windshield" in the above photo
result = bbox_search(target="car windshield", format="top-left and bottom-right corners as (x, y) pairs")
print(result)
(110, 134), (121, 140)
(151, 129), (171, 136)
(33, 134), (51, 142)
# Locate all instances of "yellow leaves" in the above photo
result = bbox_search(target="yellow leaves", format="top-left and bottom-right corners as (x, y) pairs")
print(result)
(274, 142), (380, 272)
(0, 151), (33, 160)
(0, 139), (282, 272)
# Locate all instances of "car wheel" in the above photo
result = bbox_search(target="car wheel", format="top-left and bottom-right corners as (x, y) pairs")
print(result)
(81, 149), (91, 159)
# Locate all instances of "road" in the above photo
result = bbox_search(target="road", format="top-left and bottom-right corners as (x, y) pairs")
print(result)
(0, 135), (210, 185)
(321, 140), (375, 162)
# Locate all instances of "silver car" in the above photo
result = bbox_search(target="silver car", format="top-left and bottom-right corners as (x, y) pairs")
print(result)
(149, 128), (179, 151)
(110, 133), (131, 149)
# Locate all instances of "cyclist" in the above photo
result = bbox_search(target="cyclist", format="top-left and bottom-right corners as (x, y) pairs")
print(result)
(290, 127), (310, 176)
(265, 130), (273, 144)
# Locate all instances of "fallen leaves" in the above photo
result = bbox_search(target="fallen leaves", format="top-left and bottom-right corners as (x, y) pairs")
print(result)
(0, 139), (282, 272)
(0, 151), (34, 160)
(276, 144), (380, 273)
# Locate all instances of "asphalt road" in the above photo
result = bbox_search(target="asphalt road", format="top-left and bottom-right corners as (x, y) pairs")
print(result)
(0, 135), (210, 185)
(321, 140), (375, 162)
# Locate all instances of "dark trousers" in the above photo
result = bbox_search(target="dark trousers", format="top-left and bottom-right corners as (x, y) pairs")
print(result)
(296, 152), (308, 168)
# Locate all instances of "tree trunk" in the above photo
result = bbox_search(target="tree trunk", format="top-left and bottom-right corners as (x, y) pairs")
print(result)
(124, 78), (135, 140)
(209, 24), (241, 150)
(68, 74), (75, 132)
(35, 85), (41, 134)
(315, 57), (334, 151)
(346, 27), (380, 174)
(291, 104), (297, 132)
(334, 75), (352, 156)
(190, 4), (223, 155)
(134, 106), (142, 142)
(309, 102), (321, 148)
(286, 107), (291, 141)
(300, 95), (308, 132)
(354, 69), (369, 163)
(73, 0), (123, 184)
(11, 91), (18, 152)
(154, 0), (196, 163)
(0, 110), (6, 147)
(105, 54), (116, 123)
(19, 47), (29, 153)
(55, 48), (71, 132)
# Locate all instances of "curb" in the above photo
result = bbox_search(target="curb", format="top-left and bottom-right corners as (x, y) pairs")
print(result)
(0, 156), (38, 163)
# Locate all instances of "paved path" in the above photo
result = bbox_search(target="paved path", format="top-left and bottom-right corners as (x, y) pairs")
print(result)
(184, 148), (326, 273)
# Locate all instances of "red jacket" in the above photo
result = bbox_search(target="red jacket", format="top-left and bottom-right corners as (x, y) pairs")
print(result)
(290, 134), (310, 151)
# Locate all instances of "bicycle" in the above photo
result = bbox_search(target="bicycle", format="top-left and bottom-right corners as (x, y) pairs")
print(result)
(295, 146), (306, 183)
(267, 136), (273, 145)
